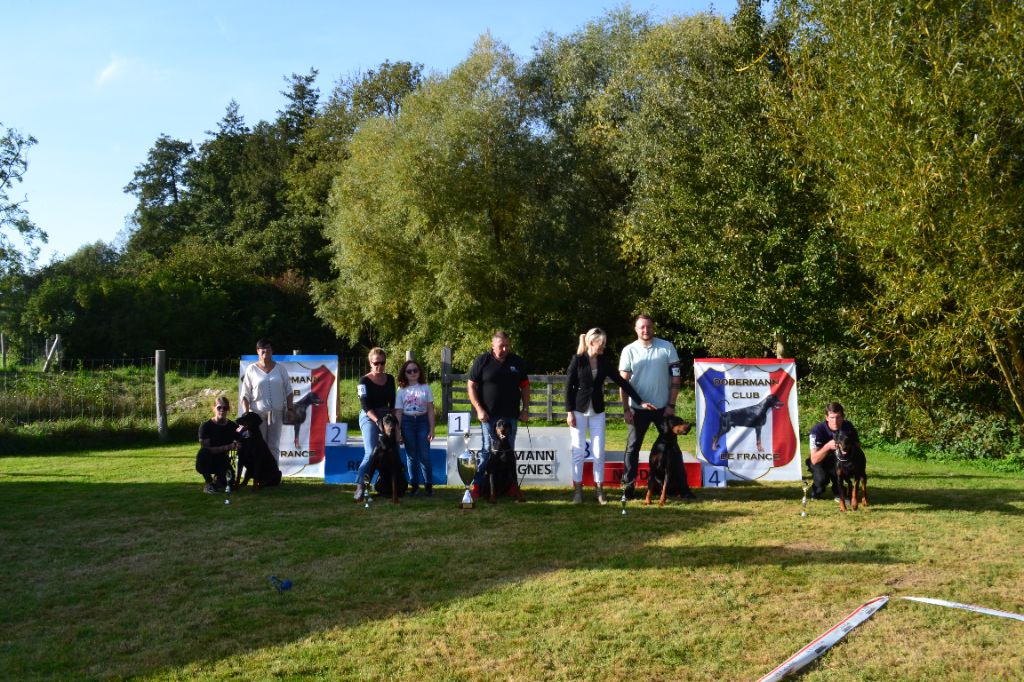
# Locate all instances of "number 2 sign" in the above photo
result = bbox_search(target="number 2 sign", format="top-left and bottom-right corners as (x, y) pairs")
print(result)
(325, 423), (348, 446)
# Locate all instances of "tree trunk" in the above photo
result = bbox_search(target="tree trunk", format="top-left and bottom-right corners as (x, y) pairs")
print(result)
(984, 323), (1024, 426)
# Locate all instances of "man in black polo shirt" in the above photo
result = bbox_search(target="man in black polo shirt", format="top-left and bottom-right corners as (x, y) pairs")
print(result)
(807, 401), (858, 500)
(467, 330), (530, 489)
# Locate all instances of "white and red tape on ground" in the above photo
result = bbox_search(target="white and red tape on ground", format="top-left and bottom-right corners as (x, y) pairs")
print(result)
(758, 596), (1023, 681)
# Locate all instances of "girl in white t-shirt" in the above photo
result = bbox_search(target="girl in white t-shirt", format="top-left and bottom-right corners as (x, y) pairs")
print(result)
(396, 360), (436, 496)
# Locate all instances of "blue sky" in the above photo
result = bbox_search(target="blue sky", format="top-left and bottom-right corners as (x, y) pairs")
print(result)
(5, 0), (737, 264)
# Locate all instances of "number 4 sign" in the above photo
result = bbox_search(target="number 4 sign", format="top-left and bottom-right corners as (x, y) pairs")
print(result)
(702, 463), (727, 488)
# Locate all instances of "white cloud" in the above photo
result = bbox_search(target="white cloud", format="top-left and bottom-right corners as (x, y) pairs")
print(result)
(95, 54), (130, 87)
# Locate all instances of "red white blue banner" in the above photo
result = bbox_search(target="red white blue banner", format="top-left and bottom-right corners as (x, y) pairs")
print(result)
(239, 355), (338, 478)
(694, 359), (801, 481)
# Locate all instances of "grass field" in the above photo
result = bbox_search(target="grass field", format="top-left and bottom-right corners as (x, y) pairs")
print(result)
(1, 442), (1022, 681)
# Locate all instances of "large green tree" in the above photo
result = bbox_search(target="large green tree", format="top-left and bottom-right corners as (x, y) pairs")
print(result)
(186, 100), (250, 242)
(286, 60), (424, 217)
(1, 123), (46, 345)
(521, 10), (650, 349)
(123, 134), (196, 258)
(780, 0), (1024, 426)
(314, 36), (634, 370)
(1, 123), (47, 271)
(283, 62), (425, 281)
(595, 5), (847, 359)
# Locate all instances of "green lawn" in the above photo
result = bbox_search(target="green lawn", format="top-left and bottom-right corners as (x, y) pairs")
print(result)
(1, 444), (1022, 681)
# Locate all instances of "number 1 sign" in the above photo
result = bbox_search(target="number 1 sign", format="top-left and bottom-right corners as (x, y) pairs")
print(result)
(447, 412), (470, 435)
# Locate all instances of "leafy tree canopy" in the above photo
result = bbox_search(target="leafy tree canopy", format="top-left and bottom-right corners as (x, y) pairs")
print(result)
(1, 123), (47, 273)
(780, 0), (1024, 425)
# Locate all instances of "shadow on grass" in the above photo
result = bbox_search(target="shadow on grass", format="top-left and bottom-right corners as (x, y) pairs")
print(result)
(871, 471), (1009, 481)
(865, 485), (1024, 514)
(0, 474), (1019, 679)
(704, 476), (1024, 514)
(0, 427), (196, 456)
(0, 478), (904, 680)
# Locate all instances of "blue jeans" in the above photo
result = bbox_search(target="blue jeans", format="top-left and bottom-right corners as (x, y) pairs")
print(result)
(356, 410), (379, 485)
(401, 414), (433, 487)
(472, 418), (517, 486)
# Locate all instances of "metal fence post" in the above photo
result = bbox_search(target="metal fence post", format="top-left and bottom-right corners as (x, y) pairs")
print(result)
(155, 350), (168, 441)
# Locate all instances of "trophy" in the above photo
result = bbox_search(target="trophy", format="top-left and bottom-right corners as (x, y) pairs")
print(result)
(456, 430), (478, 509)
(800, 478), (809, 517)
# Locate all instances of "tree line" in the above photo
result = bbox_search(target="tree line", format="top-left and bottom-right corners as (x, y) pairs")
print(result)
(3, 1), (1023, 458)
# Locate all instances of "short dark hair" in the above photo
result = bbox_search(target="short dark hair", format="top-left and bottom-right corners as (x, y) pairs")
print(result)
(826, 402), (845, 415)
(256, 338), (272, 349)
(492, 330), (510, 341)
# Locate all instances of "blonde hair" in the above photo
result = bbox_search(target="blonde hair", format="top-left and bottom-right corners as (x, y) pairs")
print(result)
(368, 347), (386, 363)
(576, 327), (607, 355)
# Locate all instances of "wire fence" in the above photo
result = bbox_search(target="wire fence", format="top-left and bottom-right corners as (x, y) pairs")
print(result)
(0, 353), (389, 425)
(0, 367), (154, 424)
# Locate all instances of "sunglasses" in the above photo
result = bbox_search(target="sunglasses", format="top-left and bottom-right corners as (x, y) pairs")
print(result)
(371, 361), (386, 367)
(215, 406), (228, 411)
(405, 368), (420, 374)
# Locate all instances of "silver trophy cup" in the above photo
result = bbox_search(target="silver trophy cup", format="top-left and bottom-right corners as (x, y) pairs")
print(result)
(457, 431), (478, 509)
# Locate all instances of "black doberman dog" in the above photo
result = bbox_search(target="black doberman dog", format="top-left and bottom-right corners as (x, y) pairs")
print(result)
(711, 393), (785, 452)
(479, 418), (524, 503)
(234, 411), (283, 489)
(284, 391), (323, 447)
(645, 415), (694, 506)
(834, 430), (868, 512)
(366, 413), (407, 503)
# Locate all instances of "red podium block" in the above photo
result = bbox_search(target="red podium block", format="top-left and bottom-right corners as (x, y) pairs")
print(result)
(583, 461), (702, 488)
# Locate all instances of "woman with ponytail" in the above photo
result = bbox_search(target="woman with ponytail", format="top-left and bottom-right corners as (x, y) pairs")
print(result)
(565, 328), (655, 504)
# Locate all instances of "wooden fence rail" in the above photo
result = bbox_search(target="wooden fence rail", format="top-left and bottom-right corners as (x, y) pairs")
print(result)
(440, 346), (628, 421)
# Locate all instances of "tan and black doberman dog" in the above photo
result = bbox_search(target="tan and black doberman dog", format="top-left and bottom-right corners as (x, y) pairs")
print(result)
(834, 430), (868, 511)
(645, 415), (694, 507)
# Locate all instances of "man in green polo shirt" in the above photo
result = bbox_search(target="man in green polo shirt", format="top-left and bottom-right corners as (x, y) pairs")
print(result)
(618, 315), (695, 501)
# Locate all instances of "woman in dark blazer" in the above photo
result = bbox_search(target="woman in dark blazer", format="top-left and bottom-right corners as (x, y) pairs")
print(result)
(565, 328), (655, 504)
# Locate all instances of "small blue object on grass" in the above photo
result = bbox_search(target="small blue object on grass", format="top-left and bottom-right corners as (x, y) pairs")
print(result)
(269, 576), (292, 593)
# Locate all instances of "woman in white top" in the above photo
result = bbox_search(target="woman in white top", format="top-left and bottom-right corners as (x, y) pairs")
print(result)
(395, 359), (435, 496)
(241, 338), (293, 464)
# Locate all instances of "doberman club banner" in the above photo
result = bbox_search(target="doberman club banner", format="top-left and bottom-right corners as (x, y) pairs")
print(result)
(694, 359), (801, 482)
(239, 355), (338, 478)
